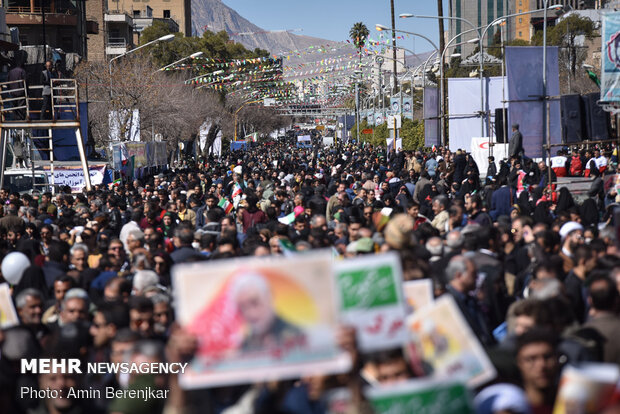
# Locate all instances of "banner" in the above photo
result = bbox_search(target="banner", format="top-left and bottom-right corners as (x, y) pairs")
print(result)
(402, 279), (434, 314)
(405, 295), (497, 388)
(43, 164), (107, 192)
(553, 363), (619, 414)
(146, 142), (155, 168)
(386, 138), (403, 152)
(602, 12), (620, 103)
(172, 252), (351, 388)
(125, 142), (147, 168)
(447, 77), (504, 152)
(424, 87), (439, 147)
(153, 142), (167, 166)
(112, 144), (123, 170)
(506, 46), (561, 158)
(0, 283), (19, 328)
(368, 112), (375, 126)
(375, 112), (384, 125)
(390, 97), (401, 114)
(210, 130), (222, 158)
(334, 253), (407, 352)
(366, 379), (473, 414)
(109, 109), (140, 142)
(470, 137), (509, 178)
(403, 97), (413, 120)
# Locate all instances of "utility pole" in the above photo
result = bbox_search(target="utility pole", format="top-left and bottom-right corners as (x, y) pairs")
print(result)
(41, 0), (47, 62)
(437, 0), (446, 147)
(390, 0), (398, 112)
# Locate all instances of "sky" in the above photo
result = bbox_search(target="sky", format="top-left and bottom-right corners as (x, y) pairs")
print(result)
(222, 0), (450, 54)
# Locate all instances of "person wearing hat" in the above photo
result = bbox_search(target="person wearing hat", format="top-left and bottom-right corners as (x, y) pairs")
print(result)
(558, 221), (584, 275)
(509, 123), (523, 162)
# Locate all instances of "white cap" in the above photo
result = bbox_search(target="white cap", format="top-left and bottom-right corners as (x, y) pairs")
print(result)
(559, 221), (584, 240)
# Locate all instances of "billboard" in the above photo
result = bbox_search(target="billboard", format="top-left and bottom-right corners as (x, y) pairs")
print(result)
(424, 87), (439, 147)
(602, 11), (620, 103)
(506, 46), (561, 158)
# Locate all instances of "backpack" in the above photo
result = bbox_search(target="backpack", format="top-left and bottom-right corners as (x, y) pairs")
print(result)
(570, 156), (583, 176)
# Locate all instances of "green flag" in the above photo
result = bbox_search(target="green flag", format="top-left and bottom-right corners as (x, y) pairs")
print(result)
(587, 70), (600, 87)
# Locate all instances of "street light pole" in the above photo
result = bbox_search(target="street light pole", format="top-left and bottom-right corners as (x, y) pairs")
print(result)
(403, 6), (562, 140)
(439, 31), (480, 146)
(400, 14), (481, 137)
(234, 100), (262, 142)
(376, 25), (441, 142)
(157, 51), (203, 73)
(543, 0), (549, 163)
(108, 34), (175, 99)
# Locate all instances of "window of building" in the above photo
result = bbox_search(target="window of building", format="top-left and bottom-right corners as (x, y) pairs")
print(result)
(519, 31), (522, 37)
(133, 10), (140, 17)
(519, 17), (522, 23)
(163, 10), (170, 18)
(519, 0), (522, 4)
(518, 9), (522, 12)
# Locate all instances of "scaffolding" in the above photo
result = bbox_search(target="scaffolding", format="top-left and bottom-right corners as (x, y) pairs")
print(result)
(0, 78), (91, 193)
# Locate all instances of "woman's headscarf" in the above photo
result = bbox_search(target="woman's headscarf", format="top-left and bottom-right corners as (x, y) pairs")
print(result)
(580, 198), (599, 227)
(517, 192), (532, 217)
(556, 187), (575, 214)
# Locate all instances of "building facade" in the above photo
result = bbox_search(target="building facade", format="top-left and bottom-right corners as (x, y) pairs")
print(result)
(110, 0), (191, 37)
(449, 0), (509, 57)
(3, 0), (92, 57)
(86, 0), (188, 62)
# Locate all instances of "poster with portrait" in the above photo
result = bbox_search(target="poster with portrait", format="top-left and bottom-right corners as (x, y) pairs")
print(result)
(402, 279), (434, 314)
(0, 283), (19, 328)
(553, 363), (619, 414)
(334, 253), (408, 352)
(405, 295), (496, 388)
(365, 378), (473, 414)
(602, 11), (620, 103)
(173, 252), (351, 388)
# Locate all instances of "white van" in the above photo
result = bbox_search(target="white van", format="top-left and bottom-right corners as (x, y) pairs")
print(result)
(2, 169), (52, 194)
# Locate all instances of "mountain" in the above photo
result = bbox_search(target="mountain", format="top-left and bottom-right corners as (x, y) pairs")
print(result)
(191, 0), (350, 60)
(191, 0), (435, 77)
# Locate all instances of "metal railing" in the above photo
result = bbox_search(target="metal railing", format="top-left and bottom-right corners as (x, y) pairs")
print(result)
(0, 79), (78, 122)
(107, 37), (128, 48)
(6, 6), (76, 14)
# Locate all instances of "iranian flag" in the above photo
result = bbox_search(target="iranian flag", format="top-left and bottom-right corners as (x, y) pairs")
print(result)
(245, 132), (258, 142)
(218, 198), (234, 215)
(278, 212), (295, 225)
(231, 183), (243, 199)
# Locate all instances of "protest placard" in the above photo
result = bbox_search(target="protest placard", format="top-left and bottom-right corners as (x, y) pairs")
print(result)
(365, 378), (473, 414)
(0, 283), (19, 328)
(172, 251), (351, 388)
(325, 388), (354, 414)
(402, 279), (434, 314)
(405, 295), (496, 388)
(553, 363), (619, 414)
(334, 253), (408, 352)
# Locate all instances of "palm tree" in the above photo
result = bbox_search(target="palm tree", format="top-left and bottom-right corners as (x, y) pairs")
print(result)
(350, 22), (369, 138)
(349, 22), (369, 61)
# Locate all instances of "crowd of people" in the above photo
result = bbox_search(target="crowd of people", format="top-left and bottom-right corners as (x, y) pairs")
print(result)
(1, 140), (620, 414)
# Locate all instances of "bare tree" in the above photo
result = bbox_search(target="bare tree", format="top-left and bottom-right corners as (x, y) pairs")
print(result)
(74, 56), (225, 153)
(75, 54), (287, 158)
